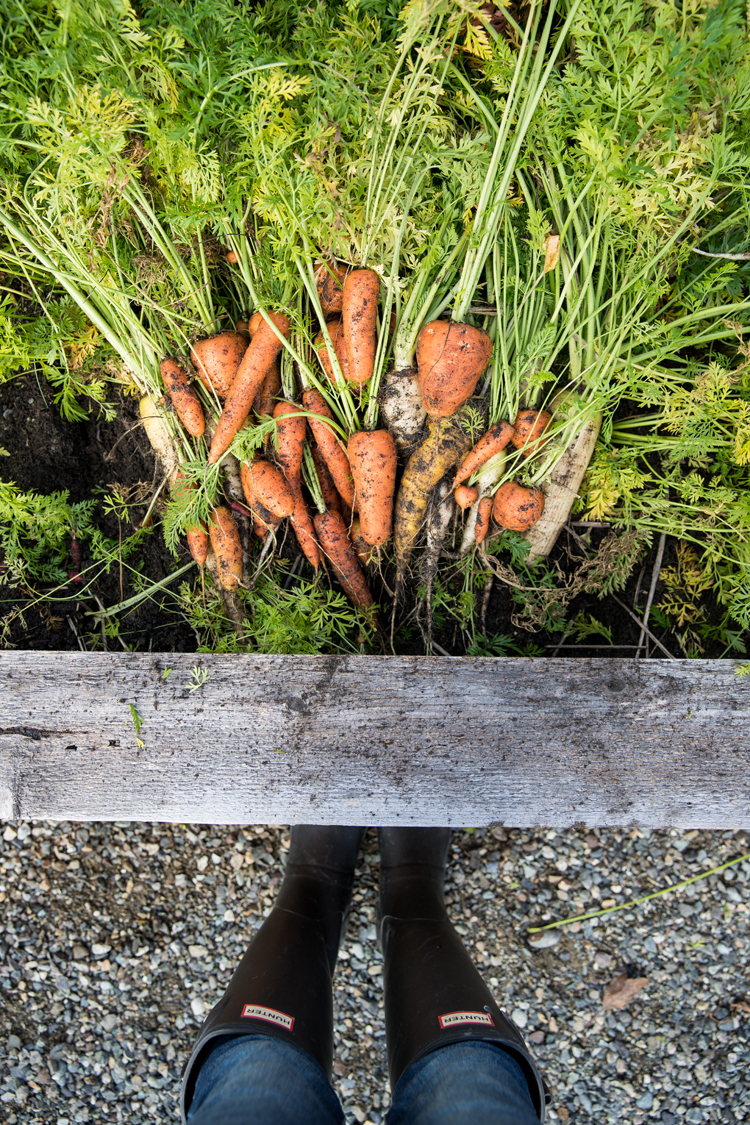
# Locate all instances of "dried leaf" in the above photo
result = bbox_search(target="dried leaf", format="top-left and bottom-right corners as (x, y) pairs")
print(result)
(602, 973), (648, 1010)
(543, 233), (560, 273)
(730, 999), (750, 1015)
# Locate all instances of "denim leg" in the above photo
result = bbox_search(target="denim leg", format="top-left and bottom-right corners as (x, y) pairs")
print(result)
(187, 1034), (345, 1125)
(387, 1041), (540, 1125)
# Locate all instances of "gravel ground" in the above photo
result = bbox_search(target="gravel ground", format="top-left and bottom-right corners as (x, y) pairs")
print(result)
(0, 821), (748, 1125)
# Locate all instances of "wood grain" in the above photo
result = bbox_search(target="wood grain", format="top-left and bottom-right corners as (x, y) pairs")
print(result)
(1, 654), (748, 827)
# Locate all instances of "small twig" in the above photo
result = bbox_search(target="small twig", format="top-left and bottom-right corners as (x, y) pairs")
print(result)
(638, 533), (667, 659)
(528, 849), (750, 933)
(431, 640), (455, 657)
(283, 554), (304, 590)
(138, 476), (168, 530)
(570, 521), (611, 528)
(66, 614), (86, 652)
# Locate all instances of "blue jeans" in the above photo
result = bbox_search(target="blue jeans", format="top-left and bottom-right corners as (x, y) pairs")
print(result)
(186, 1034), (539, 1125)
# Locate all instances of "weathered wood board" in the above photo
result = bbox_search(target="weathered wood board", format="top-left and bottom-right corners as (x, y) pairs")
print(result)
(1, 654), (748, 827)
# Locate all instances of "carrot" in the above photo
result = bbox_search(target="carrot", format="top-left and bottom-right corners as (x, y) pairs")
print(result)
(209, 312), (291, 463)
(253, 361), (281, 418)
(475, 496), (493, 545)
(301, 388), (356, 509)
(274, 400), (307, 479)
(394, 409), (472, 582)
(272, 400), (320, 568)
(378, 365), (426, 453)
(347, 429), (397, 546)
(492, 482), (544, 531)
(512, 409), (552, 457)
(454, 420), (514, 487)
(139, 395), (180, 484)
(310, 438), (341, 515)
(314, 319), (350, 384)
(416, 320), (492, 417)
(454, 484), (478, 510)
(350, 517), (375, 567)
(226, 249), (239, 264)
(342, 269), (380, 385)
(160, 358), (205, 438)
(209, 506), (243, 588)
(290, 479), (320, 569)
(248, 311), (264, 338)
(315, 261), (347, 316)
(236, 318), (250, 337)
(187, 524), (209, 567)
(313, 509), (375, 616)
(191, 332), (248, 398)
(241, 459), (294, 519)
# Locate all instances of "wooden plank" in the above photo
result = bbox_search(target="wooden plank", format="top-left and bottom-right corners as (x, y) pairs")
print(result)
(0, 654), (748, 827)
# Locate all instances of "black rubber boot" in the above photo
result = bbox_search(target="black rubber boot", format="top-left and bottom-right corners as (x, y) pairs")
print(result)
(180, 826), (365, 1122)
(379, 828), (548, 1120)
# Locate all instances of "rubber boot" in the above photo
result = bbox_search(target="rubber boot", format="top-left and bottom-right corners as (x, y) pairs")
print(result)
(180, 826), (365, 1122)
(379, 828), (548, 1121)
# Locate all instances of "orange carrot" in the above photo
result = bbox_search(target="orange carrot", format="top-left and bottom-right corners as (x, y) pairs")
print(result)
(315, 261), (347, 316)
(310, 438), (341, 515)
(512, 409), (552, 457)
(301, 388), (356, 509)
(416, 320), (492, 417)
(191, 332), (248, 398)
(226, 249), (239, 264)
(347, 429), (397, 546)
(274, 401), (307, 480)
(314, 509), (375, 615)
(454, 420), (514, 487)
(475, 496), (493, 545)
(241, 459), (295, 519)
(253, 509), (281, 540)
(253, 361), (281, 418)
(187, 524), (209, 566)
(209, 506), (243, 588)
(236, 318), (250, 336)
(454, 484), (478, 510)
(248, 311), (264, 338)
(290, 479), (320, 569)
(160, 358), (205, 438)
(492, 482), (544, 531)
(314, 319), (350, 384)
(342, 269), (380, 385)
(209, 312), (291, 463)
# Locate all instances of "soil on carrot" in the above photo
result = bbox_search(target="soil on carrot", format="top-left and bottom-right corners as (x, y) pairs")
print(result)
(0, 370), (737, 659)
(0, 370), (196, 652)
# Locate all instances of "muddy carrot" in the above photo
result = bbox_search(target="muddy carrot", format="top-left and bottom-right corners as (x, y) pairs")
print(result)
(209, 312), (290, 463)
(454, 421), (515, 487)
(314, 509), (375, 615)
(209, 506), (243, 588)
(301, 388), (355, 509)
(347, 429), (397, 546)
(342, 269), (380, 385)
(416, 320), (492, 417)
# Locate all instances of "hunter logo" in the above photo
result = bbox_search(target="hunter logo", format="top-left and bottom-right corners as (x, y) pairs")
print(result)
(241, 1005), (295, 1032)
(439, 1010), (495, 1029)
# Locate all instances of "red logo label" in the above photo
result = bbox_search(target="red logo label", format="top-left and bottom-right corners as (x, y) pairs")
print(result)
(241, 1004), (295, 1032)
(439, 1010), (495, 1029)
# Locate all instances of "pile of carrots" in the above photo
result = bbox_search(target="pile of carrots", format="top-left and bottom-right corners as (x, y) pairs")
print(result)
(157, 261), (554, 622)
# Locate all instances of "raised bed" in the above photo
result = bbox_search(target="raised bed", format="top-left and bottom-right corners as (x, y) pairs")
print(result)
(1, 653), (748, 827)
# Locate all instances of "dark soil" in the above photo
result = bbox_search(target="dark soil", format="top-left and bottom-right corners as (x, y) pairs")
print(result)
(0, 369), (735, 658)
(0, 370), (196, 652)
